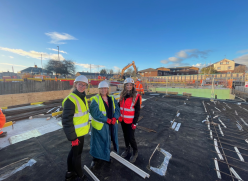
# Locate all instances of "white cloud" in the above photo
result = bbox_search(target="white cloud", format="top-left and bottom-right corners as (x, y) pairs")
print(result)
(114, 66), (121, 70)
(234, 54), (248, 66)
(9, 56), (14, 58)
(75, 63), (105, 71)
(45, 32), (77, 44)
(237, 49), (248, 54)
(161, 49), (212, 65)
(47, 48), (67, 54)
(192, 63), (207, 69)
(160, 60), (168, 64)
(1, 55), (5, 56)
(0, 63), (27, 67)
(0, 47), (65, 60)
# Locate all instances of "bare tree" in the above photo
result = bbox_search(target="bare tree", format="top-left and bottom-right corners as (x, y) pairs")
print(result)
(100, 69), (107, 74)
(233, 65), (246, 73)
(126, 68), (133, 76)
(45, 59), (75, 77)
(109, 69), (114, 74)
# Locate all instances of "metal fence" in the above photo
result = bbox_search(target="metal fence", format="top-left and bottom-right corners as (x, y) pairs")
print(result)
(0, 80), (72, 95)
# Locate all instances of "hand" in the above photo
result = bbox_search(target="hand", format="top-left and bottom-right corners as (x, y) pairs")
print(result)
(118, 116), (123, 122)
(107, 118), (112, 124)
(131, 124), (137, 130)
(112, 118), (116, 125)
(71, 138), (79, 147)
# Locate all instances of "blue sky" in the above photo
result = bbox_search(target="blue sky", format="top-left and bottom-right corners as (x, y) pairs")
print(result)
(0, 0), (248, 73)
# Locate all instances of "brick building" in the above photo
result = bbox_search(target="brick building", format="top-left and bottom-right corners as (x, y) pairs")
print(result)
(138, 66), (199, 77)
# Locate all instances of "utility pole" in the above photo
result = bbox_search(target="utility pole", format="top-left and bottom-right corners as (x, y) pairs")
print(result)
(57, 46), (59, 61)
(41, 54), (43, 75)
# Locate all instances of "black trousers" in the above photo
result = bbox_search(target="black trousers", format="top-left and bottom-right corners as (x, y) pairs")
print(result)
(67, 136), (84, 177)
(121, 122), (138, 151)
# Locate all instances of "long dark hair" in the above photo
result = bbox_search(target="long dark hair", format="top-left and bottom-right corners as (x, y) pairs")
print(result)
(120, 84), (137, 103)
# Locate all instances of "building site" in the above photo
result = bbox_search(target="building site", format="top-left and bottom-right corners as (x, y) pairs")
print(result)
(1, 1), (248, 181)
(0, 56), (248, 181)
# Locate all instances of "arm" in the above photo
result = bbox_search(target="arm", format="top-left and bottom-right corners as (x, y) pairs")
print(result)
(89, 99), (108, 123)
(140, 84), (145, 94)
(113, 99), (121, 119)
(62, 99), (77, 141)
(132, 96), (140, 124)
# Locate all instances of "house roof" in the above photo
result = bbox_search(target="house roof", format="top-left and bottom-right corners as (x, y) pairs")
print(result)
(138, 68), (158, 73)
(20, 67), (51, 73)
(156, 67), (170, 71)
(168, 66), (199, 70)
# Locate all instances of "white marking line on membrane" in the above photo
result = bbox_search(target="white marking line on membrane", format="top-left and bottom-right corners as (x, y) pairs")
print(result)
(175, 123), (181, 131)
(243, 107), (248, 112)
(218, 118), (227, 128)
(210, 130), (213, 139)
(235, 110), (238, 115)
(240, 118), (248, 126)
(214, 139), (224, 160)
(84, 165), (100, 181)
(176, 113), (180, 117)
(110, 151), (150, 179)
(245, 139), (248, 144)
(172, 122), (177, 129)
(230, 167), (243, 181)
(208, 123), (210, 131)
(214, 158), (221, 179)
(202, 101), (207, 112)
(234, 147), (244, 162)
(0, 159), (36, 181)
(218, 125), (224, 136)
(215, 107), (221, 112)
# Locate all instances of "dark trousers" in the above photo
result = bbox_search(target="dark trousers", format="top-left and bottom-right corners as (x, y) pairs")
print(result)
(121, 122), (138, 151)
(67, 136), (84, 177)
(109, 124), (118, 152)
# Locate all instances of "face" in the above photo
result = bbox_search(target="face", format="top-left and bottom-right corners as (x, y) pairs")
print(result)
(99, 87), (108, 96)
(125, 83), (133, 91)
(76, 82), (87, 93)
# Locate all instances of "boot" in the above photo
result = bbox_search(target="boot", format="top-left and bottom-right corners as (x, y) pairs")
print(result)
(73, 175), (85, 181)
(65, 171), (77, 181)
(121, 146), (130, 158)
(0, 132), (7, 138)
(129, 150), (138, 163)
(90, 158), (100, 170)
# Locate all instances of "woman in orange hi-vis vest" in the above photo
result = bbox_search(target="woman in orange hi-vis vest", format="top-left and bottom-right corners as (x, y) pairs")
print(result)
(118, 77), (141, 163)
(0, 108), (7, 137)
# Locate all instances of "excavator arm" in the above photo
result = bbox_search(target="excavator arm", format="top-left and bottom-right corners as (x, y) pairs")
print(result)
(121, 61), (137, 78)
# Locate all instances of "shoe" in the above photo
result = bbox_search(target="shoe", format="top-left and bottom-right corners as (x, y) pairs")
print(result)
(121, 146), (130, 158)
(65, 171), (77, 181)
(73, 175), (85, 181)
(0, 132), (7, 138)
(129, 150), (138, 163)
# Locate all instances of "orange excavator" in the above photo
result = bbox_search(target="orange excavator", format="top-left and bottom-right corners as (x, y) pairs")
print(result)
(113, 61), (137, 79)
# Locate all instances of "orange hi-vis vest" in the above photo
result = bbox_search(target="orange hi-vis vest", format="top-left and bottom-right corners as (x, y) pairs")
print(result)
(120, 94), (140, 124)
(0, 109), (6, 134)
(135, 81), (144, 94)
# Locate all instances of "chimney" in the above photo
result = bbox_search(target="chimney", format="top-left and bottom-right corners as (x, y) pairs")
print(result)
(34, 65), (37, 68)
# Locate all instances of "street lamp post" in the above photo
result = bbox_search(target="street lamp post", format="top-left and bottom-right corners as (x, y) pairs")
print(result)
(57, 46), (59, 61)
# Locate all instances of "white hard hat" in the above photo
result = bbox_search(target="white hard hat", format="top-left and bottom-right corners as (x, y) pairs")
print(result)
(124, 77), (134, 84)
(98, 81), (109, 88)
(74, 75), (88, 84)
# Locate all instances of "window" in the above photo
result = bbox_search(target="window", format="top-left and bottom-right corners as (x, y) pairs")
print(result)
(220, 62), (223, 65)
(226, 62), (229, 64)
(217, 67), (221, 70)
(228, 66), (232, 69)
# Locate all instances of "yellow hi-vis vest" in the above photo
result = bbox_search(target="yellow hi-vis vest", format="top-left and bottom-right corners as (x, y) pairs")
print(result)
(90, 94), (118, 130)
(62, 93), (90, 137)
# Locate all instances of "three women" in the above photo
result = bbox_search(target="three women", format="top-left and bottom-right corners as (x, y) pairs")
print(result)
(62, 76), (141, 180)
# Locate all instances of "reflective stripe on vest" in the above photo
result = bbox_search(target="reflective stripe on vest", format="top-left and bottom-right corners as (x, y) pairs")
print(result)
(120, 94), (140, 124)
(62, 93), (90, 137)
(91, 94), (117, 130)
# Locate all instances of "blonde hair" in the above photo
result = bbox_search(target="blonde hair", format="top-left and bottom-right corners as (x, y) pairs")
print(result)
(70, 82), (77, 93)
(120, 84), (136, 103)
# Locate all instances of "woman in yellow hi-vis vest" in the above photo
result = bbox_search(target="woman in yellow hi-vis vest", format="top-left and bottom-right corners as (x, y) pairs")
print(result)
(62, 75), (90, 181)
(89, 81), (120, 169)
